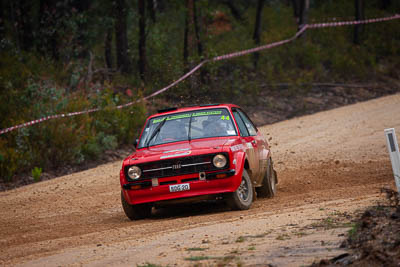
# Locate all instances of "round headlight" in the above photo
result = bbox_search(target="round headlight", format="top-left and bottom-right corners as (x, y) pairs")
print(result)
(127, 166), (141, 179)
(213, 154), (227, 168)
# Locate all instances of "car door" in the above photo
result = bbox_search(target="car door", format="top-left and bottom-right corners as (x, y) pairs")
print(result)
(236, 109), (269, 186)
(232, 108), (260, 184)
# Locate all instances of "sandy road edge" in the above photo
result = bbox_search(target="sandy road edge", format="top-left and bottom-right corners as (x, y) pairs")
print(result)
(11, 193), (387, 267)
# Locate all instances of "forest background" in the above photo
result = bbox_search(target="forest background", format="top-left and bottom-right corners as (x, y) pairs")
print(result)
(0, 0), (399, 184)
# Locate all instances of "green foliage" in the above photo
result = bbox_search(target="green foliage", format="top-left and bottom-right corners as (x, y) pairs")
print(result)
(0, 52), (146, 181)
(31, 167), (42, 182)
(0, 140), (19, 182)
(145, 0), (400, 105)
(136, 263), (163, 267)
(235, 236), (245, 243)
(348, 223), (360, 240)
(186, 247), (208, 251)
(184, 255), (212, 261)
(1, 0), (399, 182)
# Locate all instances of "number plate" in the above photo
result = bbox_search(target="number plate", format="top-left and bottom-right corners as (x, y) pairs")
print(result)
(169, 183), (190, 192)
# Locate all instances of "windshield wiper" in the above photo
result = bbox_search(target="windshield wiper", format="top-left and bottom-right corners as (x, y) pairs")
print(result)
(145, 118), (167, 147)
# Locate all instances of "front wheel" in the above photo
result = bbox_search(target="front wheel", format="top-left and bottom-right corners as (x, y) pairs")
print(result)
(227, 169), (254, 210)
(121, 191), (152, 220)
(256, 158), (277, 198)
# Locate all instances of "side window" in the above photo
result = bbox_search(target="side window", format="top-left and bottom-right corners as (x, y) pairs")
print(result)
(232, 110), (249, 137)
(238, 110), (257, 136)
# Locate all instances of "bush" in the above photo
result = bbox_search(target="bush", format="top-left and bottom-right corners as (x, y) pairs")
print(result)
(31, 167), (42, 182)
(0, 54), (146, 181)
(0, 140), (19, 182)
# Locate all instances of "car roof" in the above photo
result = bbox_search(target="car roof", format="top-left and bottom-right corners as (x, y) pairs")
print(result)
(148, 104), (240, 119)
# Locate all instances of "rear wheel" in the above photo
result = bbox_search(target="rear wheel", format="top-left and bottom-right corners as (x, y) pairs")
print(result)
(227, 169), (253, 210)
(121, 191), (152, 220)
(256, 158), (277, 198)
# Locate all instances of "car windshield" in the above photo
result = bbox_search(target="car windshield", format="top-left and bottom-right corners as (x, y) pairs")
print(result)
(138, 108), (237, 148)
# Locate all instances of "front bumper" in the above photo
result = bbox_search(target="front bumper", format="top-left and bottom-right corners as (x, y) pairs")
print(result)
(121, 169), (242, 205)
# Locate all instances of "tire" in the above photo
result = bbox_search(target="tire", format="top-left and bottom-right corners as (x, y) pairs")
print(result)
(227, 169), (254, 210)
(121, 191), (152, 220)
(256, 158), (277, 198)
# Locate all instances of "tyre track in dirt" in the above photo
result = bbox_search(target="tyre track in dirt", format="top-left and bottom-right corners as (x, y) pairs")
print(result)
(1, 94), (399, 266)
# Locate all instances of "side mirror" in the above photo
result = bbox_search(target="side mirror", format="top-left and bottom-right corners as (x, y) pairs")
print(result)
(133, 138), (139, 148)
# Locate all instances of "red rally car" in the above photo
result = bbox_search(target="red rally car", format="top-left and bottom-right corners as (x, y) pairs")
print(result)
(120, 104), (277, 220)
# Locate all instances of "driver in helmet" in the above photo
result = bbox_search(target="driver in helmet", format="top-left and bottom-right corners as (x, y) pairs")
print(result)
(161, 120), (187, 141)
(205, 118), (226, 136)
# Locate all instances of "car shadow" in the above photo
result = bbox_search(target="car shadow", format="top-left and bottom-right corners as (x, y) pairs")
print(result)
(151, 199), (231, 220)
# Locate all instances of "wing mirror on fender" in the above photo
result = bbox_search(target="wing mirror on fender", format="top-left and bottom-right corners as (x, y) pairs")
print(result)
(133, 138), (139, 148)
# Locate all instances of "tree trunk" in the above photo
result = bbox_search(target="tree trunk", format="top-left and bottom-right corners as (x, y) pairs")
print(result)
(105, 27), (113, 70)
(223, 0), (242, 21)
(193, 0), (207, 83)
(183, 0), (195, 70)
(380, 0), (391, 9)
(183, 15), (189, 68)
(38, 0), (59, 59)
(353, 0), (364, 45)
(9, 2), (19, 49)
(138, 0), (147, 81)
(193, 0), (203, 58)
(147, 0), (156, 23)
(16, 0), (34, 51)
(298, 0), (309, 38)
(73, 0), (90, 12)
(115, 0), (130, 73)
(291, 0), (300, 20)
(253, 0), (265, 68)
(0, 0), (5, 41)
(72, 0), (91, 58)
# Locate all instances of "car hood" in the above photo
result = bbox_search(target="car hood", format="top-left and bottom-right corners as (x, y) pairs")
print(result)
(126, 137), (237, 165)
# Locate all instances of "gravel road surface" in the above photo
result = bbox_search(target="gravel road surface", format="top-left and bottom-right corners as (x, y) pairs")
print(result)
(1, 94), (399, 266)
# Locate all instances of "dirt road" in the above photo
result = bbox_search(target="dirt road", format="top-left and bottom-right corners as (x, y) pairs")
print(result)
(1, 94), (399, 266)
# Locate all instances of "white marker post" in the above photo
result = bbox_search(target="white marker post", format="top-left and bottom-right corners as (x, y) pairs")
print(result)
(384, 128), (400, 193)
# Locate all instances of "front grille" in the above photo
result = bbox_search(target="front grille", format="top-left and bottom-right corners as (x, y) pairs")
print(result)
(125, 153), (229, 181)
(181, 177), (199, 183)
(160, 180), (177, 185)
